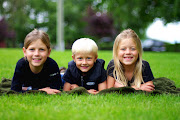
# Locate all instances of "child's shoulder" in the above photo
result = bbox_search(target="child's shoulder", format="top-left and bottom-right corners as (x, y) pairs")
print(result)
(142, 60), (151, 68)
(68, 60), (76, 68)
(44, 57), (59, 67)
(107, 59), (114, 65)
(94, 59), (105, 68)
(15, 58), (29, 70)
(46, 57), (56, 63)
(96, 58), (105, 64)
(142, 60), (150, 65)
(17, 58), (27, 65)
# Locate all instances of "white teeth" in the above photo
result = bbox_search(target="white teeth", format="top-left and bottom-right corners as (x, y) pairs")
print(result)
(33, 58), (41, 60)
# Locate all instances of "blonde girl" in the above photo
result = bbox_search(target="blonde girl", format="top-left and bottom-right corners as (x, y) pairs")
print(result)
(107, 29), (155, 92)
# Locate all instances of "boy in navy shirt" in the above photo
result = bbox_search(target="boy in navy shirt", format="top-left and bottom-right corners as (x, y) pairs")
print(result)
(63, 38), (107, 94)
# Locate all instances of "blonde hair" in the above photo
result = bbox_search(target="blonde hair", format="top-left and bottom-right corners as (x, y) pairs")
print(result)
(113, 29), (143, 88)
(72, 38), (98, 57)
(24, 29), (50, 49)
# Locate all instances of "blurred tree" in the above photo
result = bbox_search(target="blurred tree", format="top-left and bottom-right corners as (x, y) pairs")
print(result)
(0, 0), (29, 47)
(84, 6), (116, 38)
(95, 0), (180, 39)
(0, 18), (15, 47)
(63, 0), (94, 48)
(0, 0), (179, 48)
(0, 0), (56, 47)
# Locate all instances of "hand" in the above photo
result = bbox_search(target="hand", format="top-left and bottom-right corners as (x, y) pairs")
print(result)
(87, 89), (99, 95)
(39, 87), (61, 94)
(70, 84), (79, 90)
(139, 82), (155, 92)
(22, 87), (28, 91)
(114, 81), (125, 88)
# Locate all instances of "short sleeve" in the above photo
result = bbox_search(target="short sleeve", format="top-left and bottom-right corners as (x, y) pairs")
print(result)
(107, 59), (115, 78)
(11, 58), (26, 92)
(98, 60), (107, 84)
(62, 68), (75, 84)
(142, 60), (154, 83)
(47, 58), (62, 90)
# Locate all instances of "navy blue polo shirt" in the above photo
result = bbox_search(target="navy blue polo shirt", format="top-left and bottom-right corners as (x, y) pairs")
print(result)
(63, 59), (107, 90)
(107, 59), (154, 85)
(11, 57), (62, 92)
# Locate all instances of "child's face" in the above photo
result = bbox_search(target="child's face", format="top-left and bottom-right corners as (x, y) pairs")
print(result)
(72, 52), (97, 73)
(23, 39), (51, 73)
(118, 38), (138, 67)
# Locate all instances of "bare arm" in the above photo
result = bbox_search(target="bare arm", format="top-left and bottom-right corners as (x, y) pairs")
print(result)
(63, 82), (71, 91)
(70, 84), (79, 90)
(131, 81), (155, 92)
(98, 80), (107, 91)
(107, 76), (115, 88)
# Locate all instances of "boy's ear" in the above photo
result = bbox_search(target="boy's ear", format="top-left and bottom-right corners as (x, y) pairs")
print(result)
(72, 55), (75, 61)
(23, 47), (26, 57)
(48, 48), (51, 57)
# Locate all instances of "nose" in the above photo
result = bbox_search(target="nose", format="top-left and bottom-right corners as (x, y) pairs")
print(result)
(125, 49), (131, 54)
(34, 50), (40, 56)
(82, 59), (87, 64)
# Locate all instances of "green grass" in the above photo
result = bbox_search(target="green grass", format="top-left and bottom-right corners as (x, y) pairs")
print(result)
(0, 48), (180, 120)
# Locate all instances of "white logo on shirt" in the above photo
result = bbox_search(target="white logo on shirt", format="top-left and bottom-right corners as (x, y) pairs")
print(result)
(49, 72), (59, 77)
(86, 82), (95, 86)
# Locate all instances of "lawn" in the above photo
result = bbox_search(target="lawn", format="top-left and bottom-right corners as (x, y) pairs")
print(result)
(0, 48), (180, 120)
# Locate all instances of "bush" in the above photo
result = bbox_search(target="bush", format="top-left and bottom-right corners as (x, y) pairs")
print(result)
(165, 43), (180, 52)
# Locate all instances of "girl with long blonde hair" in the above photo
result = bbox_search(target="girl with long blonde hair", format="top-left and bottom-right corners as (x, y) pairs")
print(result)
(107, 29), (154, 92)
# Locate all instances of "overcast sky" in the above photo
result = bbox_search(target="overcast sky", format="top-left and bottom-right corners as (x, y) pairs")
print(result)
(146, 18), (180, 44)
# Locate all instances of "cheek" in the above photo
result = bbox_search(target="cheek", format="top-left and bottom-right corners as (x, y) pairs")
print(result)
(134, 51), (139, 57)
(75, 61), (81, 66)
(89, 61), (95, 66)
(118, 51), (123, 57)
(25, 52), (32, 57)
(42, 52), (50, 57)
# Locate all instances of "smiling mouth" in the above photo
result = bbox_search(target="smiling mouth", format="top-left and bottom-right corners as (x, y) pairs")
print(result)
(33, 58), (41, 62)
(124, 57), (133, 60)
(81, 66), (88, 69)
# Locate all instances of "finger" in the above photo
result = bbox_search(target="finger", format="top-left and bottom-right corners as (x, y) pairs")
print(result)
(54, 90), (61, 93)
(146, 83), (155, 87)
(147, 84), (155, 88)
(145, 86), (155, 92)
(146, 85), (154, 89)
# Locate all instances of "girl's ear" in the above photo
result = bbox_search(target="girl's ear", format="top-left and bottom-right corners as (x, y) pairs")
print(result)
(48, 48), (51, 57)
(23, 47), (26, 57)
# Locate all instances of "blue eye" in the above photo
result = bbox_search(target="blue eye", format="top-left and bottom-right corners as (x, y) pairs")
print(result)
(29, 48), (34, 51)
(87, 57), (92, 60)
(121, 48), (126, 50)
(77, 57), (82, 60)
(40, 48), (45, 51)
(131, 48), (136, 50)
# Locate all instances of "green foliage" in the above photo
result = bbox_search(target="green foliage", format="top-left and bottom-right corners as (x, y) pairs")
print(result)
(1, 0), (180, 48)
(165, 43), (180, 52)
(97, 0), (180, 39)
(0, 0), (57, 46)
